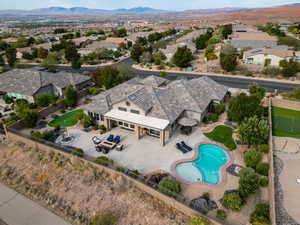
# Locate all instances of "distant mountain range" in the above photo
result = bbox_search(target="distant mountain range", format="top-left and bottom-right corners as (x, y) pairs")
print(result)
(0, 7), (171, 15)
(0, 4), (299, 16)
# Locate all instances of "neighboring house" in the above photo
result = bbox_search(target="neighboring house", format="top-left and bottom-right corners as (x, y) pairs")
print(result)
(229, 31), (278, 50)
(0, 68), (92, 103)
(175, 29), (206, 44)
(162, 41), (196, 61)
(295, 51), (300, 62)
(82, 75), (229, 146)
(243, 48), (294, 66)
(79, 41), (120, 55)
(16, 47), (33, 59)
(127, 31), (152, 43)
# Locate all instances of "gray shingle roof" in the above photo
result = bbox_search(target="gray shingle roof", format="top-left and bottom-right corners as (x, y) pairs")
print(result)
(0, 69), (90, 96)
(83, 76), (228, 123)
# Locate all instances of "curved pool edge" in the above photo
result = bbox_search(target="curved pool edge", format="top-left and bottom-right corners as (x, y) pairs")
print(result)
(171, 141), (234, 187)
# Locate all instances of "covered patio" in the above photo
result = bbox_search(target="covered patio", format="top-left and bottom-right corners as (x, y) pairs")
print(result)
(104, 110), (170, 146)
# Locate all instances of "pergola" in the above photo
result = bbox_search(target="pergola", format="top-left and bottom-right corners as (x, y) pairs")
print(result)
(178, 117), (198, 135)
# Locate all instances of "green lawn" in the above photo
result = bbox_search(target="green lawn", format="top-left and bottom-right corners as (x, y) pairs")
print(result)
(48, 109), (83, 127)
(272, 106), (300, 139)
(204, 125), (237, 150)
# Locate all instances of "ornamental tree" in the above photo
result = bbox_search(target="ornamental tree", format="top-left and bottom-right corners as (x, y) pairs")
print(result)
(239, 167), (260, 198)
(244, 149), (262, 169)
(238, 116), (269, 146)
(171, 46), (193, 68)
(64, 86), (78, 107)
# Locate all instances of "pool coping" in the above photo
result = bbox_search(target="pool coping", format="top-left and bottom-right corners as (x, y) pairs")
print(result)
(170, 141), (234, 187)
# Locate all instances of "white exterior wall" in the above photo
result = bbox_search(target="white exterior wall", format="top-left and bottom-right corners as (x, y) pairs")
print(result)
(244, 53), (291, 66)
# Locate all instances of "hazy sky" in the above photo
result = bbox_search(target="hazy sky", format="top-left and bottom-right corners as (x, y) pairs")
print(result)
(1, 0), (300, 10)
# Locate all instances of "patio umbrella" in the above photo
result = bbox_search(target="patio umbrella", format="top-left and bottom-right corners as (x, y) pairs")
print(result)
(178, 117), (198, 127)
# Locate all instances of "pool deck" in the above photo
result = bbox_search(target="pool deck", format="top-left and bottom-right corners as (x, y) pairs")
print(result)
(170, 141), (234, 187)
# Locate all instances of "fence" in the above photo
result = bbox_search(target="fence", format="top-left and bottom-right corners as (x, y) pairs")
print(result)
(268, 98), (277, 225)
(4, 126), (222, 225)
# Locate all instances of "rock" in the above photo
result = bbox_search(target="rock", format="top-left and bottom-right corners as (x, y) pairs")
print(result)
(207, 200), (218, 210)
(190, 197), (209, 214)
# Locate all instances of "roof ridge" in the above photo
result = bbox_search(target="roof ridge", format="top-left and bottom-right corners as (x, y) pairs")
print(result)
(152, 87), (172, 121)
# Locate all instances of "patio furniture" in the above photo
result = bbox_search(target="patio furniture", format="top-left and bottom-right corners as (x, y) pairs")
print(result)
(107, 134), (114, 142)
(181, 141), (193, 151)
(100, 141), (116, 150)
(116, 144), (124, 151)
(95, 145), (103, 152)
(176, 143), (188, 153)
(92, 136), (101, 145)
(102, 148), (109, 154)
(178, 117), (198, 135)
(114, 136), (121, 144)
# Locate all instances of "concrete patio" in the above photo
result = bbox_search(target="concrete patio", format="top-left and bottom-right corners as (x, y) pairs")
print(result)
(57, 127), (209, 174)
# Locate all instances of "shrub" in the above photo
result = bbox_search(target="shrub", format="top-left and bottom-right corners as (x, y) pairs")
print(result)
(158, 179), (181, 198)
(202, 192), (210, 200)
(206, 113), (219, 123)
(262, 66), (281, 77)
(189, 216), (210, 225)
(239, 167), (260, 198)
(99, 125), (107, 133)
(244, 149), (262, 169)
(250, 203), (270, 225)
(3, 95), (14, 104)
(95, 156), (114, 166)
(256, 162), (269, 176)
(116, 167), (125, 173)
(259, 177), (269, 187)
(259, 144), (269, 153)
(215, 104), (225, 115)
(90, 210), (118, 225)
(72, 148), (84, 157)
(221, 193), (242, 211)
(88, 87), (102, 96)
(31, 130), (54, 141)
(81, 114), (94, 128)
(216, 209), (227, 221)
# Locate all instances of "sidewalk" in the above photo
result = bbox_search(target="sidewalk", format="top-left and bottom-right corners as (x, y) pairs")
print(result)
(132, 64), (300, 85)
(0, 183), (71, 225)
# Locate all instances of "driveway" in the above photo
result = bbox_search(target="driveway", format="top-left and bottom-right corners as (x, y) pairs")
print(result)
(57, 127), (208, 174)
(0, 183), (71, 225)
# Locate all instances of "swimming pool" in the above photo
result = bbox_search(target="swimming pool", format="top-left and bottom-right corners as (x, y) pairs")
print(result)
(175, 144), (230, 184)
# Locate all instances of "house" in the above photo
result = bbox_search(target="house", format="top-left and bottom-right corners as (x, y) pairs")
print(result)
(127, 32), (152, 43)
(162, 42), (196, 61)
(16, 47), (33, 59)
(243, 48), (294, 66)
(82, 75), (229, 146)
(229, 31), (278, 50)
(0, 68), (92, 103)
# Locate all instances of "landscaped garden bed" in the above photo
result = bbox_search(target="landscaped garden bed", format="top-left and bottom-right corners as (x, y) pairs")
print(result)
(48, 109), (83, 127)
(204, 125), (237, 150)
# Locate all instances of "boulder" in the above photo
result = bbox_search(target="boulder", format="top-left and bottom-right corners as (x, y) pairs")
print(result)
(190, 197), (209, 214)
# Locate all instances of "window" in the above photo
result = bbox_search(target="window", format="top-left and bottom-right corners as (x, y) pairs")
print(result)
(95, 113), (100, 120)
(126, 101), (131, 106)
(118, 121), (123, 126)
(130, 124), (135, 129)
(149, 129), (160, 137)
(100, 115), (104, 121)
(130, 109), (140, 114)
(118, 107), (127, 112)
(124, 123), (129, 127)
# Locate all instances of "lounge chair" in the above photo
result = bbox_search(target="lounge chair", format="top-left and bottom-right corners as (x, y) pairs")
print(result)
(107, 134), (114, 142)
(95, 146), (102, 152)
(114, 136), (121, 144)
(181, 141), (193, 151)
(176, 143), (188, 153)
(92, 136), (101, 145)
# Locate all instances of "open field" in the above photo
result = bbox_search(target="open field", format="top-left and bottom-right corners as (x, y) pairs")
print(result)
(272, 107), (300, 139)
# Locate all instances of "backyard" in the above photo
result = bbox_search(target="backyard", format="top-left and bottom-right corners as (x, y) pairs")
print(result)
(204, 125), (237, 150)
(272, 106), (300, 139)
(48, 109), (83, 127)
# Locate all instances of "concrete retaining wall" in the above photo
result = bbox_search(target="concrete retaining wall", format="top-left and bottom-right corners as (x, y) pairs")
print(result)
(268, 98), (277, 225)
(5, 129), (222, 225)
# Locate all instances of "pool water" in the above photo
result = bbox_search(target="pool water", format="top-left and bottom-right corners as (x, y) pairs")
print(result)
(175, 144), (229, 184)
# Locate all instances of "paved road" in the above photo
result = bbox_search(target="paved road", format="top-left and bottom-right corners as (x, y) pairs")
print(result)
(0, 183), (71, 225)
(54, 57), (300, 93)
